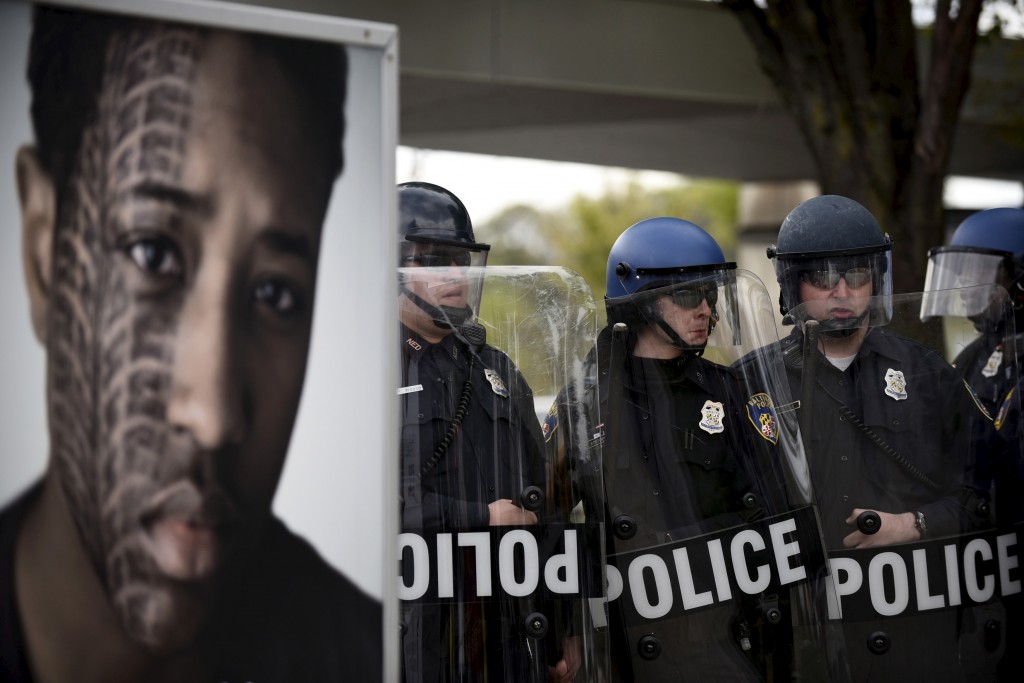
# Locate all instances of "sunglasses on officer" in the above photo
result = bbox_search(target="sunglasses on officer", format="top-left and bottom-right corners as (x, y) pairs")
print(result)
(801, 266), (871, 290)
(401, 248), (472, 268)
(669, 284), (719, 309)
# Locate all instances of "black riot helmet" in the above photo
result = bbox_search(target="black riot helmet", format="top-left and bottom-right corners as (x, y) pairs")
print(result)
(768, 195), (893, 333)
(399, 181), (489, 252)
(398, 182), (490, 336)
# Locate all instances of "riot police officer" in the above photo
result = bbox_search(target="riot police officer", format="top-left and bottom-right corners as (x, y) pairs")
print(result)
(922, 207), (1024, 680)
(923, 207), (1024, 526)
(768, 195), (993, 680)
(552, 217), (792, 681)
(396, 182), (563, 682)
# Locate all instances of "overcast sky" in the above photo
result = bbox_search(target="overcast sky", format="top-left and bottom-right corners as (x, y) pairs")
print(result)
(397, 146), (1024, 224)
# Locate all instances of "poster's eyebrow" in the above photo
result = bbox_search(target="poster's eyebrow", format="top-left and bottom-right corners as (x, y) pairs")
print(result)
(123, 182), (212, 215)
(262, 229), (316, 265)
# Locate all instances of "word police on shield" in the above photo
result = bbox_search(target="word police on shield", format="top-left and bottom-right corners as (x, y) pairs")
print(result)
(827, 523), (1022, 621)
(608, 507), (826, 626)
(398, 524), (604, 603)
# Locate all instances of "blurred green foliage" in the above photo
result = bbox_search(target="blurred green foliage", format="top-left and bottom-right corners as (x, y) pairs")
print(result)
(476, 178), (739, 307)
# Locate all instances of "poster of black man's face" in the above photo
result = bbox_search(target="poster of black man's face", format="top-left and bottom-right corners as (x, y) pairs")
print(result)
(0, 1), (396, 680)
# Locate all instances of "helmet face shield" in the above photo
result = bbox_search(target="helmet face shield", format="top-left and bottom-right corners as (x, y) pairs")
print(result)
(921, 247), (1010, 320)
(400, 239), (489, 270)
(399, 259), (487, 332)
(608, 265), (741, 349)
(774, 247), (893, 328)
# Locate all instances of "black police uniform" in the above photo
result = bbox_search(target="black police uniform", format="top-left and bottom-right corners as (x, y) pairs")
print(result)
(555, 326), (776, 682)
(779, 326), (992, 681)
(951, 330), (1024, 680)
(951, 330), (1024, 526)
(0, 484), (383, 683)
(399, 324), (548, 682)
(779, 327), (982, 546)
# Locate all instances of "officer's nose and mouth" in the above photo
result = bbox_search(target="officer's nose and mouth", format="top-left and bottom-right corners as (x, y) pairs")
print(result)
(801, 266), (871, 318)
(670, 285), (716, 338)
(404, 249), (471, 305)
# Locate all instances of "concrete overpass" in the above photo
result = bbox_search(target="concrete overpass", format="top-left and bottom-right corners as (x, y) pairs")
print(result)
(251, 0), (1023, 184)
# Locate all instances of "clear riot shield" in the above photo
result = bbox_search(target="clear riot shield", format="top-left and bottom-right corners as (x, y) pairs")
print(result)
(397, 265), (607, 682)
(786, 289), (1022, 680)
(573, 267), (843, 682)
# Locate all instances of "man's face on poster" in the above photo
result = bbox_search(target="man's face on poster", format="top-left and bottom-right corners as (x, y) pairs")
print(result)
(22, 23), (338, 651)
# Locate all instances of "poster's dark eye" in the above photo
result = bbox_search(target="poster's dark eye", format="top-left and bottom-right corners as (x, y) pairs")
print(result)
(127, 237), (184, 279)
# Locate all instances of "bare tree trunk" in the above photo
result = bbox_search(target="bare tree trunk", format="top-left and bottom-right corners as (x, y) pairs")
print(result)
(721, 0), (983, 296)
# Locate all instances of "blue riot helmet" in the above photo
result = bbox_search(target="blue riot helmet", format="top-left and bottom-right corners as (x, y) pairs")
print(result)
(606, 217), (737, 352)
(922, 208), (1024, 327)
(398, 182), (490, 333)
(768, 195), (893, 335)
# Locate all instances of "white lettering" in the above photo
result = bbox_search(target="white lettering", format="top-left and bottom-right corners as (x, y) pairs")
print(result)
(732, 529), (771, 594)
(944, 544), (961, 606)
(544, 531), (579, 594)
(827, 557), (863, 620)
(459, 532), (493, 597)
(437, 534), (454, 598)
(607, 564), (624, 602)
(868, 552), (909, 617)
(964, 538), (995, 602)
(997, 533), (1021, 596)
(398, 533), (429, 600)
(913, 548), (945, 611)
(673, 547), (714, 610)
(498, 530), (539, 597)
(629, 555), (673, 620)
(769, 518), (806, 585)
(707, 538), (733, 601)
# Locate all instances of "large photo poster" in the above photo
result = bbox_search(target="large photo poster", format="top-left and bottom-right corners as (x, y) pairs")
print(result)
(0, 0), (397, 680)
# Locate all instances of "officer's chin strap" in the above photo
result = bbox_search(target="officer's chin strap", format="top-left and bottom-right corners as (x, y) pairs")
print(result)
(818, 310), (868, 339)
(651, 305), (719, 356)
(400, 285), (473, 332)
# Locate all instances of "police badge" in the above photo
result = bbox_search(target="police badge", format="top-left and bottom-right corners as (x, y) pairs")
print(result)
(883, 368), (908, 401)
(484, 368), (510, 398)
(699, 399), (725, 435)
(982, 346), (1004, 379)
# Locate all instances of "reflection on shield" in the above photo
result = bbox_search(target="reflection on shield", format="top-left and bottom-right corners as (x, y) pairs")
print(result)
(398, 266), (608, 681)
(572, 269), (845, 681)
(786, 290), (1023, 681)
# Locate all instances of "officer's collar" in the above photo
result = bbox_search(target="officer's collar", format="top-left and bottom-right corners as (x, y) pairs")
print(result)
(629, 350), (708, 391)
(400, 323), (459, 356)
(855, 327), (907, 364)
(596, 324), (709, 392)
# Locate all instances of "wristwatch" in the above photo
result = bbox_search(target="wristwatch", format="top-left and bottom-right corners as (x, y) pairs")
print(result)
(914, 511), (928, 538)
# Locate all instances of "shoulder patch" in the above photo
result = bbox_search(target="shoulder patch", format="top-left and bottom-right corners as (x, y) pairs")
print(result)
(745, 392), (779, 445)
(964, 379), (993, 421)
(995, 386), (1015, 430)
(542, 401), (559, 443)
